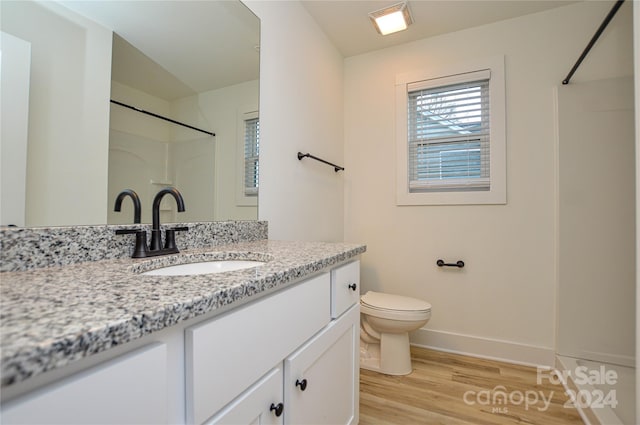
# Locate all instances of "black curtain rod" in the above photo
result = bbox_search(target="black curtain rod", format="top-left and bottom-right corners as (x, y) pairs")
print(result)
(110, 99), (215, 137)
(297, 152), (344, 172)
(562, 0), (625, 85)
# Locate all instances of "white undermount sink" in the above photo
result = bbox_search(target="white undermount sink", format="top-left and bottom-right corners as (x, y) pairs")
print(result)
(142, 260), (265, 276)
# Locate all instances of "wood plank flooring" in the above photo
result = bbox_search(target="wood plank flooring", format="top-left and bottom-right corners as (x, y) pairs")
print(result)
(359, 346), (585, 425)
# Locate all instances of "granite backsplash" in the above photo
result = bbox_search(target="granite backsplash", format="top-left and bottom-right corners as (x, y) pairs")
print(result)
(0, 221), (268, 272)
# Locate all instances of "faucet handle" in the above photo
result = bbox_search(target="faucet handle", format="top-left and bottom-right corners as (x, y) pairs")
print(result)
(132, 231), (149, 258)
(164, 226), (189, 251)
(115, 228), (149, 258)
(115, 229), (138, 235)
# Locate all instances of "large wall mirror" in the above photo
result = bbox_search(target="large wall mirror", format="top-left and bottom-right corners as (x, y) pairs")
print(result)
(0, 0), (259, 227)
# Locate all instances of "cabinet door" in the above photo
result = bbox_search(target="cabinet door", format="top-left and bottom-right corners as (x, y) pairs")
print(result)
(1, 343), (168, 425)
(284, 304), (359, 425)
(206, 365), (284, 425)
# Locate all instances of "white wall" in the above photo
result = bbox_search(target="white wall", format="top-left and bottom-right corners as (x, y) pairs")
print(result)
(0, 32), (31, 227)
(557, 77), (635, 366)
(1, 1), (112, 226)
(344, 1), (633, 365)
(245, 1), (345, 242)
(177, 80), (259, 221)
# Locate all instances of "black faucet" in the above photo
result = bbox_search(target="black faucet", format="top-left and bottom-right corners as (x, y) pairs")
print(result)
(115, 187), (188, 258)
(114, 189), (141, 223)
(149, 187), (186, 252)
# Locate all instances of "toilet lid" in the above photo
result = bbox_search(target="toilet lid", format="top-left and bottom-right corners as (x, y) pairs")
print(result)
(361, 291), (431, 312)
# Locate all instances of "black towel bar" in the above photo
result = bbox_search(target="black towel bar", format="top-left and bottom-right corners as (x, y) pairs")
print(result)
(436, 259), (465, 268)
(297, 152), (344, 172)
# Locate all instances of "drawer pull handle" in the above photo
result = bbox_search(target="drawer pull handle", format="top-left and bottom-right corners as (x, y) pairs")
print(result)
(296, 378), (308, 391)
(348, 283), (357, 291)
(270, 402), (284, 417)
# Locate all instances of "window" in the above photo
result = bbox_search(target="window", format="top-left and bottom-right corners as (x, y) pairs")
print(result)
(408, 75), (489, 190)
(244, 116), (259, 197)
(396, 57), (506, 205)
(236, 109), (258, 206)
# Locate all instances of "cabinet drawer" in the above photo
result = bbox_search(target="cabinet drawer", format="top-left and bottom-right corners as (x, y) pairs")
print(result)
(330, 261), (360, 319)
(186, 273), (330, 425)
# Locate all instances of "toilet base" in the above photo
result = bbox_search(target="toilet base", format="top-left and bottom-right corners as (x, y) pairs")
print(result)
(359, 332), (413, 375)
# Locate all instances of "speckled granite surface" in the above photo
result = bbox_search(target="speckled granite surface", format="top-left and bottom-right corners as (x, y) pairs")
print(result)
(0, 239), (366, 387)
(0, 221), (268, 272)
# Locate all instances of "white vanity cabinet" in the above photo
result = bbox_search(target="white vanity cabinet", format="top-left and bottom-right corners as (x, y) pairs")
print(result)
(190, 260), (361, 425)
(1, 259), (361, 425)
(1, 343), (169, 424)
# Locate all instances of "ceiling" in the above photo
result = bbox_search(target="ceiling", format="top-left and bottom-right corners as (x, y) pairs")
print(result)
(302, 0), (579, 57)
(61, 0), (260, 100)
(60, 0), (579, 100)
(111, 34), (199, 100)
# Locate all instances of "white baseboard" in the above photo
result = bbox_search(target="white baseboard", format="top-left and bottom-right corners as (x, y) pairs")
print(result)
(557, 348), (635, 368)
(410, 328), (556, 368)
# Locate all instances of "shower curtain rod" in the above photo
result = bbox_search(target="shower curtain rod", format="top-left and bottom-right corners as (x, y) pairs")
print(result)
(562, 0), (624, 85)
(110, 99), (215, 137)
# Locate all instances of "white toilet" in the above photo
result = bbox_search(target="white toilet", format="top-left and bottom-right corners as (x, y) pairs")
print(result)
(360, 291), (431, 375)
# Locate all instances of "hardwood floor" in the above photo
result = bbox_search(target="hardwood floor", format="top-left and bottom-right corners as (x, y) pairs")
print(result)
(359, 346), (585, 425)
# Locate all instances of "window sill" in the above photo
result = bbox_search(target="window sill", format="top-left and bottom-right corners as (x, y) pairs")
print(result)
(396, 187), (506, 206)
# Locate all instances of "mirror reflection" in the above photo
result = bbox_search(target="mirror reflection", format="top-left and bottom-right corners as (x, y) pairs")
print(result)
(0, 0), (259, 227)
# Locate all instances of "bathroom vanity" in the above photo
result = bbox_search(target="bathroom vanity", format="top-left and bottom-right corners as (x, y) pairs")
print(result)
(0, 225), (365, 425)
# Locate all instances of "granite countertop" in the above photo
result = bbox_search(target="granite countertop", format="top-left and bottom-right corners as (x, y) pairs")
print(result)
(0, 240), (366, 387)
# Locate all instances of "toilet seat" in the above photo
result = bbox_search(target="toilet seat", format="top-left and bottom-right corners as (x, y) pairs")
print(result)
(361, 291), (431, 321)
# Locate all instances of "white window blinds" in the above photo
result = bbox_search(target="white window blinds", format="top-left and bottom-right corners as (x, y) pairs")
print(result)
(407, 70), (490, 192)
(244, 117), (259, 196)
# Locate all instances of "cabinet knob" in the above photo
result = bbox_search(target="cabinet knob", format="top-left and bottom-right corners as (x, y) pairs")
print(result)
(295, 378), (308, 391)
(270, 402), (284, 417)
(348, 283), (357, 291)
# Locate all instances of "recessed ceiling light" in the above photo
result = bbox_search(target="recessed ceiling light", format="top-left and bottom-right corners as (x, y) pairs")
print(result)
(369, 1), (413, 36)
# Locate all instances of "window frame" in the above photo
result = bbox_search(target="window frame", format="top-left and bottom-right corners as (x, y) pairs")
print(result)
(395, 56), (506, 205)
